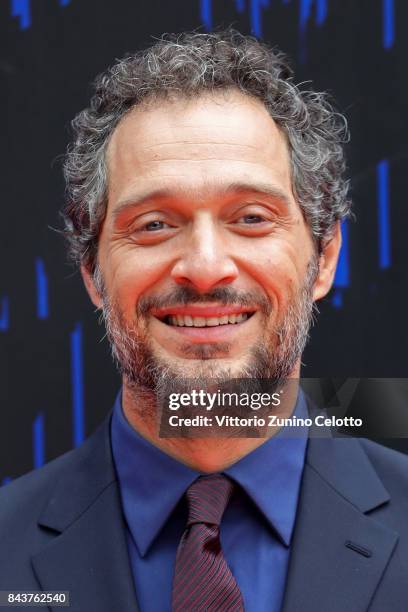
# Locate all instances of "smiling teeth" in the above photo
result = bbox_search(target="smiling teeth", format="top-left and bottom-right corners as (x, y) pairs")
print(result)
(169, 313), (249, 327)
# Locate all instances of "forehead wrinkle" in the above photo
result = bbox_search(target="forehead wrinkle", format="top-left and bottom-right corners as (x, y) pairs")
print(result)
(111, 179), (294, 221)
(113, 141), (277, 165)
(141, 140), (265, 150)
(140, 157), (285, 164)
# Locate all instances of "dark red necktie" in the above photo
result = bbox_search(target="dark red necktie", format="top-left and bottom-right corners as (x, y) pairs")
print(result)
(172, 474), (245, 611)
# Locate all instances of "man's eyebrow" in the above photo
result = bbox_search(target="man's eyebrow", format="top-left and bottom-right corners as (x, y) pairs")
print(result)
(222, 182), (293, 209)
(112, 182), (293, 221)
(112, 189), (174, 221)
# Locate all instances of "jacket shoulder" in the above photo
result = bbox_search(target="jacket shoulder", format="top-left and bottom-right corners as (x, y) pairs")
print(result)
(359, 439), (408, 521)
(0, 446), (83, 524)
(0, 417), (114, 589)
(0, 416), (112, 527)
(360, 438), (408, 482)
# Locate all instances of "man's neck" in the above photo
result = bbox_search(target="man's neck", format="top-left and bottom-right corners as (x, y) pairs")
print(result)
(121, 369), (301, 473)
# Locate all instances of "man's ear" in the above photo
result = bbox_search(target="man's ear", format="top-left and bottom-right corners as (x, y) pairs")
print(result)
(80, 264), (103, 309)
(313, 221), (342, 302)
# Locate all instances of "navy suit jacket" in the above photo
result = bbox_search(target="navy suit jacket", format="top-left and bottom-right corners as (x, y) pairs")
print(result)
(1, 414), (408, 611)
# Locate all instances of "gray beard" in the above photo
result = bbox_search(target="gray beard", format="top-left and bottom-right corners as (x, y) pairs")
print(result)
(95, 257), (319, 408)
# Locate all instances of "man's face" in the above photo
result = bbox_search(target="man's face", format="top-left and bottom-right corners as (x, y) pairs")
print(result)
(90, 91), (323, 389)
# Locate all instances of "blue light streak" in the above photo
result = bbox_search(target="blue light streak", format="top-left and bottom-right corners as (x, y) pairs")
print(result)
(377, 159), (391, 269)
(334, 219), (350, 288)
(11, 0), (31, 30)
(71, 323), (85, 447)
(315, 0), (327, 26)
(299, 0), (328, 32)
(200, 0), (212, 31)
(299, 0), (329, 61)
(382, 0), (394, 49)
(0, 297), (9, 332)
(201, 0), (294, 38)
(332, 290), (343, 309)
(11, 0), (71, 30)
(249, 0), (271, 38)
(33, 412), (45, 469)
(36, 258), (49, 320)
(1, 477), (12, 486)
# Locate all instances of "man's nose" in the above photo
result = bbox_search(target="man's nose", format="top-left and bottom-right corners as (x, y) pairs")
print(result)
(170, 213), (239, 293)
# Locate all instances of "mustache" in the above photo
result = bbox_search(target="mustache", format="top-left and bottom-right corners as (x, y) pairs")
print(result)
(137, 286), (272, 317)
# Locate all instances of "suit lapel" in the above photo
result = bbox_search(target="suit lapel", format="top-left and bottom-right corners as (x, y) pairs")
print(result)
(282, 437), (398, 612)
(31, 417), (139, 612)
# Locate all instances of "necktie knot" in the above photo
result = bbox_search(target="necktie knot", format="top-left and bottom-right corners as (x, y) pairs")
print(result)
(186, 474), (234, 527)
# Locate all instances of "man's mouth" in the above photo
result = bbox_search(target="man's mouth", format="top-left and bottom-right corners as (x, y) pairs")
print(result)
(167, 313), (251, 327)
(151, 305), (256, 328)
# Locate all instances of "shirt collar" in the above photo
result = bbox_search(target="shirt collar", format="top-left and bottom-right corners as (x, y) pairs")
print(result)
(225, 392), (308, 546)
(111, 389), (308, 556)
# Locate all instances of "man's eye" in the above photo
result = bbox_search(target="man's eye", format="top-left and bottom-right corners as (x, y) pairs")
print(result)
(143, 220), (168, 231)
(240, 214), (265, 224)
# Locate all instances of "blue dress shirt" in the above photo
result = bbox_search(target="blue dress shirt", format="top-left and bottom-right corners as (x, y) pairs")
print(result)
(111, 390), (308, 612)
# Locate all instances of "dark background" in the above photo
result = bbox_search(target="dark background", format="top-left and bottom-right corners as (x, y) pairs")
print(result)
(1, 0), (407, 483)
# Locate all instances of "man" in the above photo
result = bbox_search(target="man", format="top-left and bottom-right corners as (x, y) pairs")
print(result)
(1, 30), (407, 612)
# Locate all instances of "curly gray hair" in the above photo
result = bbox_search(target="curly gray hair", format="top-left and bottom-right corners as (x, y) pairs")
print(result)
(62, 29), (351, 273)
